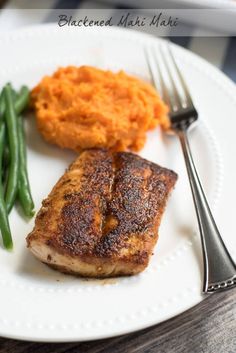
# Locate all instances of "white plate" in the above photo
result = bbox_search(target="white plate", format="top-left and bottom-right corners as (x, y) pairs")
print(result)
(0, 24), (236, 342)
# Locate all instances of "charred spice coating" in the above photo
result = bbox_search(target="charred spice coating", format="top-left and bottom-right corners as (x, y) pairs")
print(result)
(27, 149), (177, 277)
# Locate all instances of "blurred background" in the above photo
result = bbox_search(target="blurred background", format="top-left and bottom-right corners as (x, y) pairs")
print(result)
(0, 0), (235, 82)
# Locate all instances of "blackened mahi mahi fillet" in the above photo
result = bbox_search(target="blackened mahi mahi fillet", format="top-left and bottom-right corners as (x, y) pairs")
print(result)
(27, 149), (177, 277)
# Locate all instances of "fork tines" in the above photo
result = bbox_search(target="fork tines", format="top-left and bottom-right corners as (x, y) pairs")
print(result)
(145, 43), (198, 129)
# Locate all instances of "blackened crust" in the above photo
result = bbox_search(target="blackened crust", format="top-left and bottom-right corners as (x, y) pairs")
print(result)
(27, 149), (177, 269)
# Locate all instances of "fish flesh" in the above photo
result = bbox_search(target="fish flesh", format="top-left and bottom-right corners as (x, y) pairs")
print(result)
(27, 149), (177, 277)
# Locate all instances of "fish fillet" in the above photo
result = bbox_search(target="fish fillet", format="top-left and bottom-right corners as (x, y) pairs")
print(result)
(26, 149), (177, 277)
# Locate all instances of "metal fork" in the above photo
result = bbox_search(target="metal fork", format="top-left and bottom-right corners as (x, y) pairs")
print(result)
(146, 44), (236, 293)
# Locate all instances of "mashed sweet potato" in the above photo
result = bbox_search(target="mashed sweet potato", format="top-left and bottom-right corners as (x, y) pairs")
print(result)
(31, 66), (169, 152)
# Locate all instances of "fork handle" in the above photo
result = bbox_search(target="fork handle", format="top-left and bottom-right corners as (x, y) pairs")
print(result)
(177, 129), (236, 293)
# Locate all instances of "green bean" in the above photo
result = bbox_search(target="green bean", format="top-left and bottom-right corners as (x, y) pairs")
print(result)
(11, 88), (17, 102)
(0, 90), (5, 119)
(3, 145), (10, 167)
(2, 145), (10, 184)
(15, 86), (29, 115)
(1, 90), (10, 183)
(17, 116), (35, 218)
(4, 84), (19, 214)
(0, 91), (8, 185)
(0, 122), (13, 250)
(0, 85), (29, 118)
